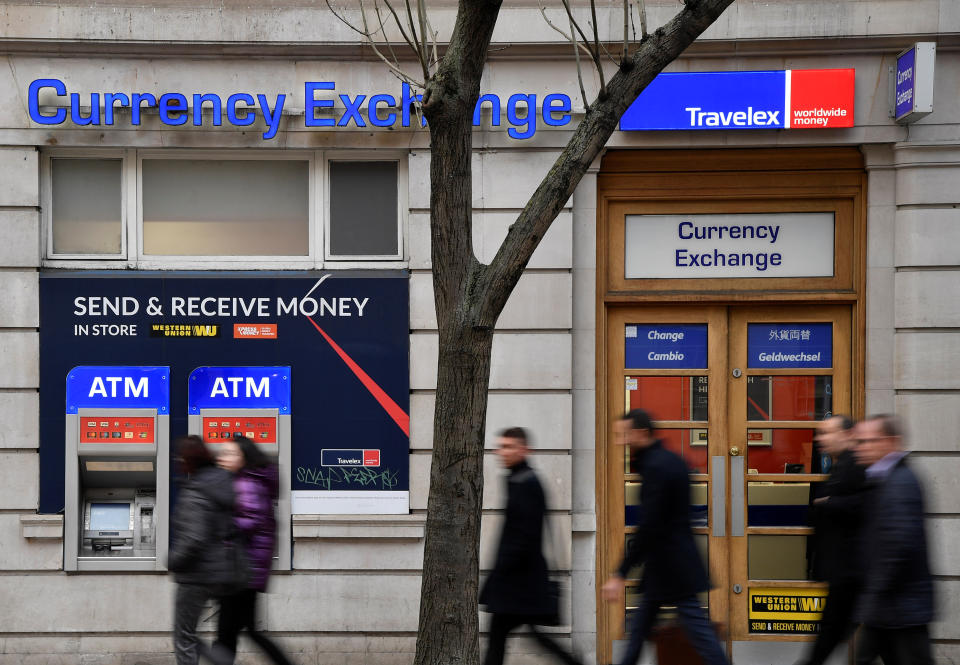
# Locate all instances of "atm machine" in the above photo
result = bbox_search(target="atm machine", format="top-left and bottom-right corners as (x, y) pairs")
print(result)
(187, 366), (291, 570)
(64, 366), (170, 571)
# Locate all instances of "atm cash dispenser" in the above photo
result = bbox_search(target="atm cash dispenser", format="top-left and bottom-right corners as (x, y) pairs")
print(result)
(64, 366), (170, 571)
(187, 366), (291, 570)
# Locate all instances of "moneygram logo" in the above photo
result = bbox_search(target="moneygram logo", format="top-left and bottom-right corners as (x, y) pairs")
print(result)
(233, 323), (278, 339)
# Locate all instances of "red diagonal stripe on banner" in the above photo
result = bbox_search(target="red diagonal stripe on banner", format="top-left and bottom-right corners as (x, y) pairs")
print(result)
(306, 317), (410, 437)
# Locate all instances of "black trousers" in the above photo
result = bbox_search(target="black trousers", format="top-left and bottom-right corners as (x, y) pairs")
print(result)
(800, 580), (859, 665)
(854, 624), (933, 665)
(483, 613), (581, 665)
(214, 588), (294, 665)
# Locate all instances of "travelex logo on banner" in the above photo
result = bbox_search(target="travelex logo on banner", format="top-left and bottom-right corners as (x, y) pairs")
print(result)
(747, 323), (832, 368)
(27, 79), (573, 140)
(625, 324), (708, 369)
(620, 69), (855, 131)
(66, 366), (169, 413)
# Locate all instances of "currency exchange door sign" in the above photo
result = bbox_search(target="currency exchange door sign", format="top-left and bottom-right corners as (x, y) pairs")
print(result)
(749, 587), (828, 634)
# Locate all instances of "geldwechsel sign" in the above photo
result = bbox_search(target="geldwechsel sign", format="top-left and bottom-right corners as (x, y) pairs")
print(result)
(624, 212), (835, 279)
(38, 271), (409, 515)
(749, 587), (828, 634)
(620, 69), (855, 131)
(747, 323), (833, 369)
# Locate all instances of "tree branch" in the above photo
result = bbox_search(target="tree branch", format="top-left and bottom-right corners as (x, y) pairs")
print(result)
(474, 0), (736, 326)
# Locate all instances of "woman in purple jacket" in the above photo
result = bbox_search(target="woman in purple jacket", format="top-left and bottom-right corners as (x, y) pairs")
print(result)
(212, 436), (294, 665)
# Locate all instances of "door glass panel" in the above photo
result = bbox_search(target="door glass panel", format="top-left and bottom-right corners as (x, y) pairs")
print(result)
(748, 535), (812, 580)
(746, 428), (818, 473)
(748, 481), (811, 526)
(623, 535), (643, 580)
(627, 376), (708, 421)
(625, 481), (641, 526)
(746, 376), (832, 421)
(626, 429), (708, 474)
(691, 481), (709, 527)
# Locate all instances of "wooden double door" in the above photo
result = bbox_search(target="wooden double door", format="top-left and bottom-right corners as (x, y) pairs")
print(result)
(602, 304), (852, 658)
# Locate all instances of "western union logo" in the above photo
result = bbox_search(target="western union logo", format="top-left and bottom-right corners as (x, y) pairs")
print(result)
(751, 595), (824, 614)
(150, 324), (221, 338)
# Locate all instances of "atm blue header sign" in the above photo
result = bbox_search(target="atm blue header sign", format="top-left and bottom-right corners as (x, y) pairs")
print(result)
(188, 366), (291, 413)
(625, 324), (708, 369)
(66, 366), (170, 413)
(620, 69), (854, 131)
(747, 323), (832, 368)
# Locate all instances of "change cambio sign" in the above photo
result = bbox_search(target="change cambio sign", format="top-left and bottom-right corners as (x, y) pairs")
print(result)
(625, 212), (835, 279)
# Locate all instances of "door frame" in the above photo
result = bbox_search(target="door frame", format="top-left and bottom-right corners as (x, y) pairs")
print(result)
(595, 148), (867, 665)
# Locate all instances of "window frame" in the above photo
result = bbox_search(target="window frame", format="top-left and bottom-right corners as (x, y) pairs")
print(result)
(323, 150), (407, 262)
(136, 149), (317, 267)
(42, 149), (131, 261)
(41, 149), (409, 270)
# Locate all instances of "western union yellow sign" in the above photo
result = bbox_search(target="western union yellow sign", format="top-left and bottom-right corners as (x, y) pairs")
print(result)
(748, 587), (828, 634)
(150, 324), (221, 338)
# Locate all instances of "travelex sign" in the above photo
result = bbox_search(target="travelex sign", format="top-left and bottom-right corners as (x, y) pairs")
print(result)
(625, 212), (835, 279)
(620, 69), (855, 131)
(625, 324), (708, 369)
(27, 79), (573, 140)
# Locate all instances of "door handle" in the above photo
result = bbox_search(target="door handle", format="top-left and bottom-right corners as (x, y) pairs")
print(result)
(729, 446), (741, 457)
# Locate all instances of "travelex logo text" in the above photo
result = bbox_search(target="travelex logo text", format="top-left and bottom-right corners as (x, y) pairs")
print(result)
(620, 69), (855, 131)
(28, 79), (572, 140)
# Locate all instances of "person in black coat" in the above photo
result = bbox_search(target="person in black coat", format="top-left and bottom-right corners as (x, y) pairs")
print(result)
(853, 414), (934, 665)
(601, 409), (727, 665)
(799, 415), (866, 665)
(168, 435), (238, 665)
(479, 427), (582, 665)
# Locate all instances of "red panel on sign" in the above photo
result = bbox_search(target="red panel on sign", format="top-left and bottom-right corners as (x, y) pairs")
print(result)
(81, 416), (155, 444)
(789, 69), (855, 129)
(363, 449), (380, 467)
(203, 416), (277, 444)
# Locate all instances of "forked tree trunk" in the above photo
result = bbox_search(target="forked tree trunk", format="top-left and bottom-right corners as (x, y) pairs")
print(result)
(413, 2), (737, 664)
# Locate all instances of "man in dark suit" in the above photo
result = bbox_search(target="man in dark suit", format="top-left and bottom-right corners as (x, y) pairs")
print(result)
(479, 427), (582, 665)
(601, 409), (727, 665)
(853, 414), (934, 665)
(799, 415), (866, 665)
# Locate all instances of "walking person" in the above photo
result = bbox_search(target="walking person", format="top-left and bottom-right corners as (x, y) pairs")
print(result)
(798, 415), (867, 665)
(479, 427), (583, 665)
(168, 435), (238, 665)
(601, 409), (727, 665)
(853, 414), (935, 665)
(211, 436), (294, 665)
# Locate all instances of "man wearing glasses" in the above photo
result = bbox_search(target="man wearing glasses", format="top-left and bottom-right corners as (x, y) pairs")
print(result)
(853, 414), (934, 665)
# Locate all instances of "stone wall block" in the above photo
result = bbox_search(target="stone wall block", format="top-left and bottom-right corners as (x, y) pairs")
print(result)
(409, 392), (573, 451)
(0, 148), (37, 206)
(410, 451), (571, 511)
(0, 453), (38, 510)
(0, 332), (39, 388)
(410, 333), (571, 391)
(0, 392), (39, 449)
(0, 211), (40, 267)
(896, 207), (960, 268)
(0, 271), (38, 327)
(895, 332), (960, 389)
(0, 514), (61, 570)
(897, 393), (960, 452)
(895, 271), (960, 328)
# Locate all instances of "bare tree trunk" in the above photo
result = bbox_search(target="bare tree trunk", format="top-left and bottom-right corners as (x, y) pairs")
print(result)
(414, 2), (735, 664)
(416, 324), (493, 665)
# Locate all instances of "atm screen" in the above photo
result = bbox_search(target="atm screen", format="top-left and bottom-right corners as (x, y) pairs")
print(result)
(89, 503), (131, 531)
